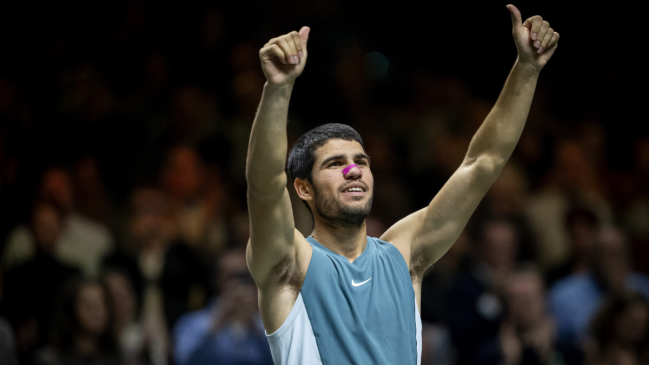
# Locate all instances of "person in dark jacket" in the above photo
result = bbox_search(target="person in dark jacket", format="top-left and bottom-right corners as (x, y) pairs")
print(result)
(1, 201), (81, 363)
(102, 187), (209, 364)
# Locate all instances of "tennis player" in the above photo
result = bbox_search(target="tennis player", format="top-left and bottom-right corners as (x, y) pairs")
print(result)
(246, 5), (559, 364)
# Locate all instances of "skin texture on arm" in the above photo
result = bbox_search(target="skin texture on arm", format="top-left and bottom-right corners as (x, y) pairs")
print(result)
(381, 5), (560, 284)
(246, 28), (313, 332)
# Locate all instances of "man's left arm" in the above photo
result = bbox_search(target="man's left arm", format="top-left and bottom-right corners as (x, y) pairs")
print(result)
(381, 5), (560, 275)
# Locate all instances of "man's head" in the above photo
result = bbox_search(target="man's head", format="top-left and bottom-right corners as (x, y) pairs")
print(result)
(503, 265), (547, 329)
(287, 123), (373, 228)
(591, 225), (630, 292)
(129, 187), (175, 250)
(31, 201), (65, 253)
(215, 249), (258, 326)
(478, 219), (519, 271)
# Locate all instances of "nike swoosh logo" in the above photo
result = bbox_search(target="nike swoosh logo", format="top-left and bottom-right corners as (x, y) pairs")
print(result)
(351, 278), (372, 287)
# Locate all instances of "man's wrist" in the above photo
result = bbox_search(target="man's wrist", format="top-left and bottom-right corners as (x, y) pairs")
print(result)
(264, 80), (295, 94)
(514, 58), (542, 78)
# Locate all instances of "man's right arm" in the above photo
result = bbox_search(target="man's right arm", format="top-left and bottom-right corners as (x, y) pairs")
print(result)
(246, 27), (310, 288)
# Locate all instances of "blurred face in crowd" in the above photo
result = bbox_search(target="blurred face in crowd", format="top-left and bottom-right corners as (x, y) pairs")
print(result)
(614, 299), (649, 344)
(504, 271), (546, 328)
(592, 227), (629, 291)
(32, 203), (63, 252)
(40, 168), (74, 211)
(105, 271), (137, 327)
(75, 283), (109, 336)
(480, 221), (518, 270)
(306, 139), (374, 228)
(74, 156), (103, 194)
(568, 214), (597, 254)
(162, 146), (204, 201)
(130, 189), (175, 249)
(218, 250), (258, 324)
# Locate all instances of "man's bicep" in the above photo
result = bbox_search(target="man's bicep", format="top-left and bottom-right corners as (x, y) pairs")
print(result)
(247, 187), (298, 280)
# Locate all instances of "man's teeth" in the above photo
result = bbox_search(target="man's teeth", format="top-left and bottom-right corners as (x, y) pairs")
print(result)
(347, 188), (363, 192)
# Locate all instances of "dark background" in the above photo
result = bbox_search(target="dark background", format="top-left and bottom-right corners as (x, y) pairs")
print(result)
(1, 1), (648, 365)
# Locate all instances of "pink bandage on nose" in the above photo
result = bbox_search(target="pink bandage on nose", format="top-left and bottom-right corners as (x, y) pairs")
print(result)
(342, 164), (359, 176)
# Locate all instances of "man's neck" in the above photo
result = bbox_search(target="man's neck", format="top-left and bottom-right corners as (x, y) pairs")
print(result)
(311, 220), (367, 263)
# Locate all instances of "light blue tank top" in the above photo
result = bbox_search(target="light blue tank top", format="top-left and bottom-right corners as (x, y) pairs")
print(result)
(266, 236), (422, 365)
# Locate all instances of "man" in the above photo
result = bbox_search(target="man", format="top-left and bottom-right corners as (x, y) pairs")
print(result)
(480, 266), (564, 365)
(246, 4), (560, 364)
(447, 219), (520, 365)
(173, 249), (273, 365)
(549, 225), (649, 361)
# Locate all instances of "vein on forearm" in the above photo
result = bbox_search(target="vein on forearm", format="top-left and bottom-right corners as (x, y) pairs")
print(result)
(466, 61), (539, 165)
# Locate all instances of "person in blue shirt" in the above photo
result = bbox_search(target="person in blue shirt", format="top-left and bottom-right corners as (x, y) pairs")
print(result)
(549, 226), (649, 364)
(246, 5), (561, 365)
(173, 249), (273, 365)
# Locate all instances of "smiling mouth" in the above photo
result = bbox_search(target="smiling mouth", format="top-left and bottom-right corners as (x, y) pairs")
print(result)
(345, 187), (364, 193)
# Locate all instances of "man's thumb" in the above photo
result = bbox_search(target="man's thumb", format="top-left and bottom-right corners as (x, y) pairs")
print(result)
(506, 4), (522, 30)
(299, 26), (310, 46)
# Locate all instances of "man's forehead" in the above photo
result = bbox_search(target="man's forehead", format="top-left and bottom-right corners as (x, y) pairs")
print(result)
(314, 139), (365, 161)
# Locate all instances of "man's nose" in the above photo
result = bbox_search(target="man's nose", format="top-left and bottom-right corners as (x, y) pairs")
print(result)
(343, 164), (362, 179)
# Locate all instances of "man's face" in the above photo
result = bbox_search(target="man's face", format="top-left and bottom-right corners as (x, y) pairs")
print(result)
(505, 273), (546, 327)
(307, 139), (374, 227)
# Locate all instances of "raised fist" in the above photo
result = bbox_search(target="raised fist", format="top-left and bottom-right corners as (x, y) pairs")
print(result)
(507, 5), (560, 71)
(259, 27), (310, 86)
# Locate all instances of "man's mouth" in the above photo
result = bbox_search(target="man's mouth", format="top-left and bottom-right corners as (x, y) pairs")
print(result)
(341, 183), (367, 196)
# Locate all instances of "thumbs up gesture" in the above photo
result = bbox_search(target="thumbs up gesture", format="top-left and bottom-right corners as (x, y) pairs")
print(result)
(259, 27), (310, 86)
(507, 5), (560, 71)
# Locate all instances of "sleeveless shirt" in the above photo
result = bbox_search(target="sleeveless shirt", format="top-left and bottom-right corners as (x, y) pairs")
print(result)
(266, 236), (422, 365)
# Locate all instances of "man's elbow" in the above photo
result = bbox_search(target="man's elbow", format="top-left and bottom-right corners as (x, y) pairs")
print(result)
(465, 154), (506, 177)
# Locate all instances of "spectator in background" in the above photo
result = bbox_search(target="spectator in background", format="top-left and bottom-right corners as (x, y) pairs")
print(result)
(2, 166), (113, 277)
(477, 265), (564, 365)
(103, 187), (209, 365)
(526, 140), (613, 272)
(35, 278), (121, 365)
(72, 156), (113, 226)
(586, 291), (649, 365)
(0, 268), (19, 365)
(447, 219), (520, 365)
(1, 201), (81, 361)
(104, 269), (152, 365)
(161, 145), (228, 260)
(173, 249), (273, 365)
(546, 206), (600, 285)
(549, 225), (649, 361)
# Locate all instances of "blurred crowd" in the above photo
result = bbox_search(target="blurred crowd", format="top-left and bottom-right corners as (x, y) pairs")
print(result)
(1, 1), (649, 365)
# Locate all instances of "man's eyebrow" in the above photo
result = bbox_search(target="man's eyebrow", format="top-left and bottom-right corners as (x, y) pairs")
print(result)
(320, 154), (345, 168)
(355, 153), (371, 163)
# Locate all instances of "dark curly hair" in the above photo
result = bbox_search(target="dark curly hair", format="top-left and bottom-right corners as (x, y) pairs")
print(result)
(287, 123), (364, 184)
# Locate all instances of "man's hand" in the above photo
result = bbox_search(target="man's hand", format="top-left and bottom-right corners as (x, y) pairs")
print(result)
(507, 5), (560, 71)
(259, 27), (310, 86)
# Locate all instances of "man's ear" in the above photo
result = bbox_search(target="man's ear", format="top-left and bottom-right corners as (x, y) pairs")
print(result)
(294, 177), (313, 201)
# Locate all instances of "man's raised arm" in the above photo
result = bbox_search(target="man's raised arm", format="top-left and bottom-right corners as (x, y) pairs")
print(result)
(246, 27), (310, 286)
(382, 5), (560, 274)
